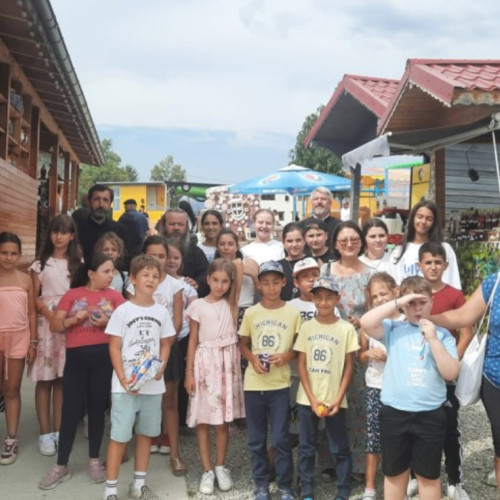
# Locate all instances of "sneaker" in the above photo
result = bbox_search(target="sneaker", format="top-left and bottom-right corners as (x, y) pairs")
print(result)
(0, 436), (18, 465)
(199, 470), (215, 495)
(215, 465), (233, 491)
(39, 433), (56, 456)
(104, 495), (119, 500)
(38, 465), (71, 489)
(279, 487), (295, 500)
(448, 483), (471, 499)
(362, 490), (376, 499)
(52, 431), (59, 451)
(150, 436), (159, 454)
(128, 484), (159, 499)
(254, 486), (271, 500)
(406, 478), (418, 497)
(486, 470), (496, 486)
(88, 458), (106, 483)
(159, 434), (170, 455)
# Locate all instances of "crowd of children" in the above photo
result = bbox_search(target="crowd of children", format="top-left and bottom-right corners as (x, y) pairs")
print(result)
(0, 200), (495, 500)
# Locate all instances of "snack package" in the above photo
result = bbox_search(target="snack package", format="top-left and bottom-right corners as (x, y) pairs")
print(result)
(128, 351), (163, 392)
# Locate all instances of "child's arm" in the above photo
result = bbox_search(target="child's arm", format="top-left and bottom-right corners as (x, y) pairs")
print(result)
(184, 319), (199, 395)
(269, 343), (296, 367)
(328, 352), (355, 416)
(358, 331), (386, 364)
(239, 336), (267, 374)
(420, 319), (460, 381)
(243, 257), (259, 286)
(172, 290), (183, 336)
(233, 258), (243, 305)
(26, 273), (38, 365)
(360, 293), (424, 339)
(108, 335), (133, 393)
(297, 351), (322, 415)
(50, 309), (88, 332)
(156, 337), (171, 380)
(31, 271), (53, 320)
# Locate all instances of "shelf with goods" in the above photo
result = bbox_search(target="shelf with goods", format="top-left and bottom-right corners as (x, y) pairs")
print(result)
(7, 82), (32, 171)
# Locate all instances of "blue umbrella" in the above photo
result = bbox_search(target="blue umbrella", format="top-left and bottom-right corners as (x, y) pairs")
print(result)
(228, 164), (351, 195)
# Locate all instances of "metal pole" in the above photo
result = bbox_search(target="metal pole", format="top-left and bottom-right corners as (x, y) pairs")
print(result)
(492, 131), (500, 196)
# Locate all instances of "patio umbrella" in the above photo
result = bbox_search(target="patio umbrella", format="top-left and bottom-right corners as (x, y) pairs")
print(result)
(228, 165), (351, 218)
(228, 165), (351, 195)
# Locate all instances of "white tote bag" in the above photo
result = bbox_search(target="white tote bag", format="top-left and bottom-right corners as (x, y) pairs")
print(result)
(455, 273), (500, 407)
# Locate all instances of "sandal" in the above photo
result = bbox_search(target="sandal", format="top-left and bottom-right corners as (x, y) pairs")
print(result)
(170, 456), (187, 476)
(0, 436), (18, 465)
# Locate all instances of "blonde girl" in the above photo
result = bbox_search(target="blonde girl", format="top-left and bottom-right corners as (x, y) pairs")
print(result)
(0, 232), (37, 465)
(30, 214), (82, 457)
(94, 232), (128, 295)
(185, 258), (245, 495)
(359, 272), (400, 499)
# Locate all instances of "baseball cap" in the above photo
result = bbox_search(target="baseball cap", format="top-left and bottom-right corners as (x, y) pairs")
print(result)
(258, 260), (285, 278)
(310, 276), (339, 294)
(293, 257), (320, 277)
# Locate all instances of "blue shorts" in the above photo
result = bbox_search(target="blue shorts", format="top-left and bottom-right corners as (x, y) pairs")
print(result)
(110, 392), (162, 443)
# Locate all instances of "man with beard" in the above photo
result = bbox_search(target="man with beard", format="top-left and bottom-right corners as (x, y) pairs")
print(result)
(159, 208), (209, 298)
(301, 186), (340, 243)
(73, 184), (130, 265)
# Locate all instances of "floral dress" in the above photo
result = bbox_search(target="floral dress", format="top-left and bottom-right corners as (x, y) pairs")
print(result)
(29, 258), (70, 381)
(185, 298), (245, 427)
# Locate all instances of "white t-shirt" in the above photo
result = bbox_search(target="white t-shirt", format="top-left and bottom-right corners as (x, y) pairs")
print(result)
(105, 301), (176, 394)
(288, 298), (317, 322)
(241, 239), (285, 265)
(178, 277), (198, 340)
(388, 241), (461, 289)
(238, 275), (254, 308)
(128, 274), (183, 318)
(198, 243), (216, 263)
(359, 252), (392, 274)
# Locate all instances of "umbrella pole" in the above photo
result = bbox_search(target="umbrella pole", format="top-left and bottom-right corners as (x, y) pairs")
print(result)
(492, 130), (500, 196)
(293, 195), (297, 220)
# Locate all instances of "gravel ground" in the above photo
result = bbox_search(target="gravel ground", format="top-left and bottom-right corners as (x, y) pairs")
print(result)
(181, 403), (498, 499)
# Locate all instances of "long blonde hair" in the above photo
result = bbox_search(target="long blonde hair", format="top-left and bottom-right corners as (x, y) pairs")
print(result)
(207, 258), (238, 320)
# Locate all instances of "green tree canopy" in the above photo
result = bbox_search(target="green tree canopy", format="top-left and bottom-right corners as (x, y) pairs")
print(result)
(150, 155), (186, 182)
(289, 106), (344, 176)
(78, 139), (138, 199)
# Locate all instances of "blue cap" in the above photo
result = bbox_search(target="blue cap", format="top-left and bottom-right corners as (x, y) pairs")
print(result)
(310, 276), (339, 294)
(258, 260), (285, 278)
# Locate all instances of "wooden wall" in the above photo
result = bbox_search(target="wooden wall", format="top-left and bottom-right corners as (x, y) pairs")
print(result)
(0, 157), (37, 264)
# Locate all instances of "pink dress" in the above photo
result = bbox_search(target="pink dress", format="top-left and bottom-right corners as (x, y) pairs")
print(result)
(29, 258), (70, 380)
(185, 298), (245, 427)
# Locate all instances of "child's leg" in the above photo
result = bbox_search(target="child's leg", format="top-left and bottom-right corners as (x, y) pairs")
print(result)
(53, 378), (63, 432)
(196, 424), (212, 471)
(244, 391), (270, 490)
(365, 453), (379, 490)
(134, 434), (152, 472)
(325, 409), (352, 499)
(268, 388), (293, 491)
(444, 384), (463, 486)
(297, 404), (318, 497)
(163, 381), (181, 458)
(214, 423), (229, 466)
(365, 387), (383, 490)
(35, 380), (53, 434)
(384, 470), (410, 500)
(415, 475), (442, 500)
(4, 357), (25, 437)
(106, 439), (127, 480)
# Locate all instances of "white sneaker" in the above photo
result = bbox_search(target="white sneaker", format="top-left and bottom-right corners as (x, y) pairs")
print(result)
(215, 465), (233, 491)
(406, 478), (418, 497)
(447, 483), (471, 499)
(52, 432), (59, 451)
(199, 470), (215, 495)
(486, 470), (496, 486)
(39, 433), (56, 456)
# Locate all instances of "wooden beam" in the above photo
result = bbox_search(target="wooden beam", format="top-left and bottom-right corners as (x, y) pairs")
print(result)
(63, 151), (70, 212)
(48, 133), (58, 218)
(28, 105), (39, 178)
(70, 160), (78, 210)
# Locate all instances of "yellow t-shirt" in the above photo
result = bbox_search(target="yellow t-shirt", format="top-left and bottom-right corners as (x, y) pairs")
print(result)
(294, 318), (359, 408)
(239, 303), (301, 391)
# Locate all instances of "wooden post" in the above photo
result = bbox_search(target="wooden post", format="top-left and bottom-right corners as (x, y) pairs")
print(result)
(349, 163), (362, 223)
(63, 151), (70, 212)
(434, 149), (446, 223)
(70, 160), (78, 210)
(48, 135), (59, 218)
(28, 106), (40, 179)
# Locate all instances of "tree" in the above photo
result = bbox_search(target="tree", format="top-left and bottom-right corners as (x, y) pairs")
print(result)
(289, 106), (344, 176)
(78, 139), (138, 199)
(150, 155), (186, 182)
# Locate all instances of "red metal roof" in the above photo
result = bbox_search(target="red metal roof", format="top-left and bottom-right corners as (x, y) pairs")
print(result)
(304, 74), (399, 147)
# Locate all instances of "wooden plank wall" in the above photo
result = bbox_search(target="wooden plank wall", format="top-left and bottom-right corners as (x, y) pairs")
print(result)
(0, 157), (37, 265)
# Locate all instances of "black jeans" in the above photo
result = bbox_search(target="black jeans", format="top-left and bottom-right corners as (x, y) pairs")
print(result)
(444, 384), (463, 485)
(57, 344), (112, 465)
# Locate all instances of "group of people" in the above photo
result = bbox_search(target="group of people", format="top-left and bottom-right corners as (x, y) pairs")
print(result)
(0, 183), (498, 500)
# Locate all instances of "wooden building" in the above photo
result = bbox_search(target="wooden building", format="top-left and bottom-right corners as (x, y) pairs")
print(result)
(0, 0), (103, 264)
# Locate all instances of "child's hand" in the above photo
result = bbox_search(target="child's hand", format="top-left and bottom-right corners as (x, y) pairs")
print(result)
(251, 356), (268, 375)
(74, 310), (89, 323)
(120, 377), (137, 395)
(311, 399), (329, 417)
(154, 360), (166, 381)
(368, 348), (387, 362)
(89, 310), (108, 328)
(269, 353), (288, 367)
(327, 402), (341, 417)
(183, 277), (198, 289)
(26, 345), (37, 365)
(185, 373), (196, 396)
(398, 293), (428, 306)
(347, 315), (360, 329)
(420, 319), (437, 341)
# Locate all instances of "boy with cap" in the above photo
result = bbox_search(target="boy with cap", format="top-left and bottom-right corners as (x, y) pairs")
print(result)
(239, 261), (301, 500)
(294, 277), (359, 500)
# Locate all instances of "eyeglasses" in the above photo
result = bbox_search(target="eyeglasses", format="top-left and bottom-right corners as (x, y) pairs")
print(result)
(337, 237), (361, 246)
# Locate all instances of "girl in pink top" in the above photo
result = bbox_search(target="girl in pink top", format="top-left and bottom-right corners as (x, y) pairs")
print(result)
(0, 232), (37, 465)
(39, 253), (125, 490)
(185, 258), (245, 495)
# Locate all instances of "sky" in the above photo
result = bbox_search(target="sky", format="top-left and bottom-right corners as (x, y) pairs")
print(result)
(50, 0), (500, 185)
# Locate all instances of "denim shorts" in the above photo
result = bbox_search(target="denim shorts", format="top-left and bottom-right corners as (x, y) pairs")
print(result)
(110, 392), (162, 442)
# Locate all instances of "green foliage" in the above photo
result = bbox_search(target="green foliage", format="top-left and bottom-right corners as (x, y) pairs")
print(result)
(453, 241), (500, 296)
(150, 155), (186, 182)
(78, 139), (138, 199)
(289, 105), (344, 176)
